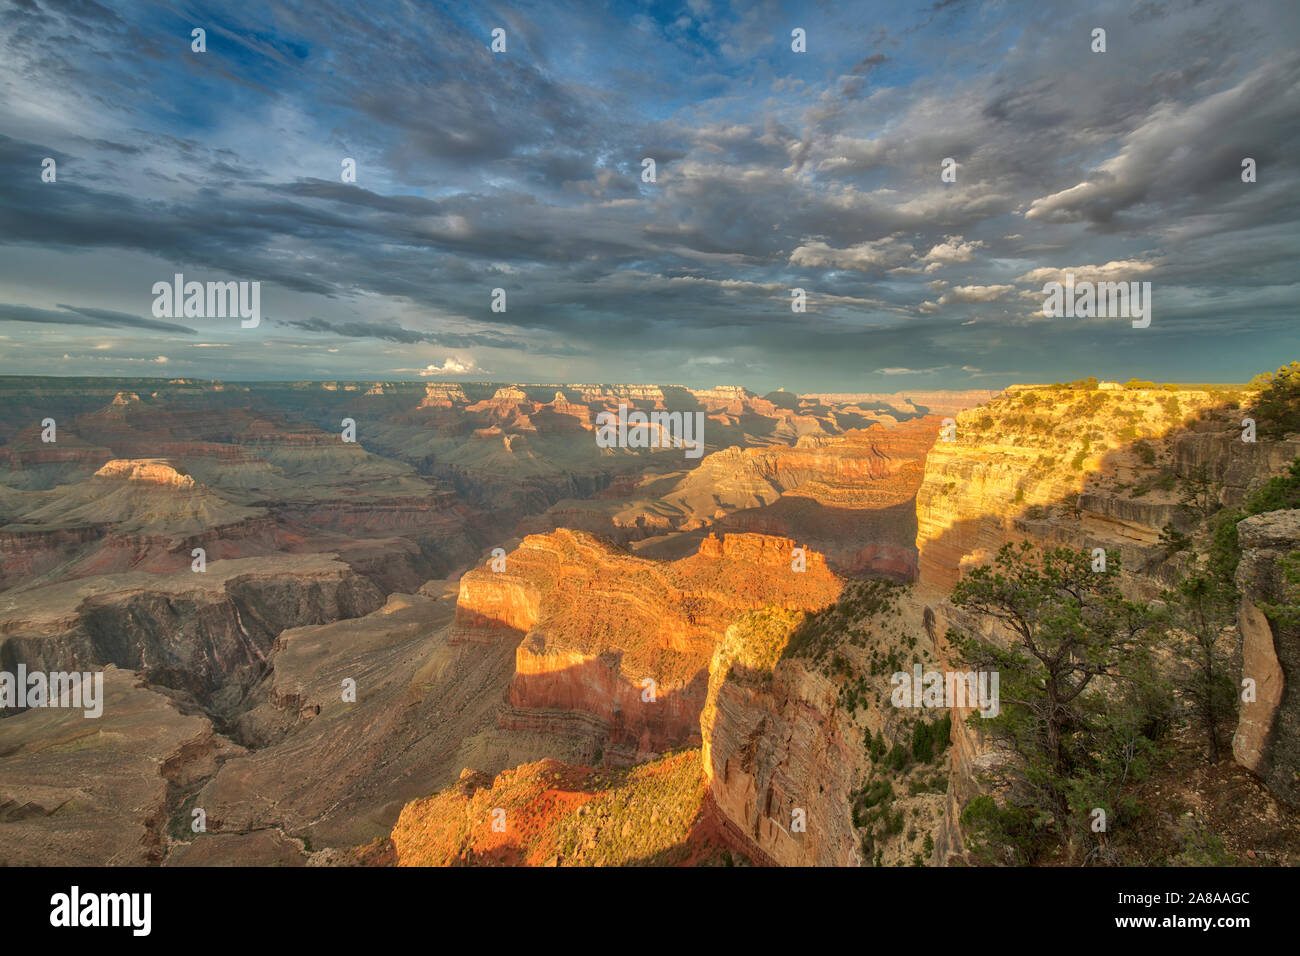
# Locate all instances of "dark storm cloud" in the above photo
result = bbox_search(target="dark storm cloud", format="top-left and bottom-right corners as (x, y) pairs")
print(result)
(280, 317), (589, 356)
(0, 0), (1297, 389)
(0, 303), (195, 334)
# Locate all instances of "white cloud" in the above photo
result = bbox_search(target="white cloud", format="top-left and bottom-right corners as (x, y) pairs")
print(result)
(419, 357), (477, 376)
(874, 365), (947, 375)
(1015, 260), (1158, 286)
(1024, 57), (1300, 224)
(921, 236), (983, 266)
(789, 236), (914, 272)
(939, 284), (1015, 304)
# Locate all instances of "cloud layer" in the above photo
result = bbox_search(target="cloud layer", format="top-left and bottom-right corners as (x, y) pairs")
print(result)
(0, 0), (1296, 389)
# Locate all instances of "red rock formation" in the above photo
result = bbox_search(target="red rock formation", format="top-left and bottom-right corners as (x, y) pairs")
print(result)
(700, 610), (865, 866)
(452, 529), (840, 761)
(417, 383), (469, 408)
(522, 417), (939, 577)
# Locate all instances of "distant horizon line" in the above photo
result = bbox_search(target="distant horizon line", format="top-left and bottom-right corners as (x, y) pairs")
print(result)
(0, 374), (1252, 392)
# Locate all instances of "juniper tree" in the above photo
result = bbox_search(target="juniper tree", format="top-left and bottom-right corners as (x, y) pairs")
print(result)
(1177, 465), (1222, 523)
(1157, 565), (1238, 762)
(948, 541), (1164, 862)
(1247, 362), (1300, 438)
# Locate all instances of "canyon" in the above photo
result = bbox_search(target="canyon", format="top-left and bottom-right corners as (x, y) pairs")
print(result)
(0, 375), (1295, 866)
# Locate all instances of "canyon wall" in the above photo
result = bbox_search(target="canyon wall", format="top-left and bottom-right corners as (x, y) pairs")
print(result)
(700, 611), (864, 866)
(698, 584), (952, 868)
(452, 529), (840, 764)
(0, 555), (385, 720)
(1233, 510), (1300, 807)
(912, 384), (1300, 856)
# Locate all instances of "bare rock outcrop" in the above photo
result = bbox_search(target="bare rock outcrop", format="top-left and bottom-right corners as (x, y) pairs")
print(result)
(700, 609), (861, 866)
(1233, 510), (1300, 807)
(0, 555), (385, 720)
(913, 386), (1281, 598)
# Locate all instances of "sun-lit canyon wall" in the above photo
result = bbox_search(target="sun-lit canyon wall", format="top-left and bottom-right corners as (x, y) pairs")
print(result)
(914, 385), (1260, 596)
(700, 610), (864, 866)
(451, 529), (841, 763)
(910, 383), (1300, 857)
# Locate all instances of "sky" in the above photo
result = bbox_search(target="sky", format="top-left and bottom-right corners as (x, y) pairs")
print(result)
(0, 0), (1297, 392)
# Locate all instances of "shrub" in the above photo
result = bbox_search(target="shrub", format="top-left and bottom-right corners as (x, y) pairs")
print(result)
(1248, 362), (1300, 438)
(885, 743), (910, 772)
(961, 795), (1039, 866)
(1158, 523), (1191, 557)
(929, 711), (952, 758)
(865, 729), (886, 763)
(911, 720), (933, 763)
(1245, 457), (1300, 513)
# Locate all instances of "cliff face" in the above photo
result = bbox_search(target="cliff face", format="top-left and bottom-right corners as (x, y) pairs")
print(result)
(802, 390), (996, 419)
(0, 526), (106, 590)
(911, 385), (1300, 856)
(0, 555), (385, 719)
(506, 644), (709, 757)
(171, 589), (539, 861)
(716, 420), (937, 577)
(387, 585), (953, 869)
(0, 666), (244, 865)
(522, 418), (938, 577)
(915, 387), (1300, 598)
(1174, 433), (1300, 507)
(918, 387), (1210, 594)
(1233, 510), (1300, 807)
(696, 584), (952, 867)
(700, 612), (862, 866)
(452, 529), (841, 763)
